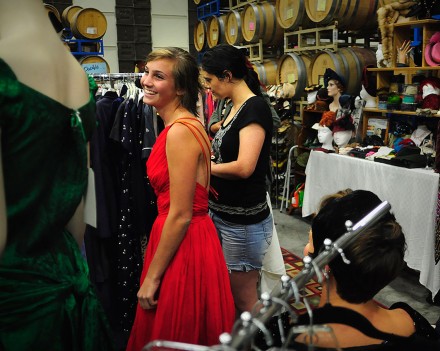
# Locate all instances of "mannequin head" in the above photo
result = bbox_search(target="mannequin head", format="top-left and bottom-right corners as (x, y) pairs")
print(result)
(360, 85), (377, 108)
(307, 90), (318, 104)
(422, 84), (440, 99)
(317, 126), (334, 150)
(333, 130), (353, 148)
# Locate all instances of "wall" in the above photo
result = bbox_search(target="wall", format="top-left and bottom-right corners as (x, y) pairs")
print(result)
(151, 0), (189, 51)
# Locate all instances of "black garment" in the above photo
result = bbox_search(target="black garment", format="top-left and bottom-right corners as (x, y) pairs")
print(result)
(287, 302), (439, 351)
(209, 96), (273, 224)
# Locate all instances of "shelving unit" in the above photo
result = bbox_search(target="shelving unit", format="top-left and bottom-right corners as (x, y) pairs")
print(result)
(364, 19), (440, 142)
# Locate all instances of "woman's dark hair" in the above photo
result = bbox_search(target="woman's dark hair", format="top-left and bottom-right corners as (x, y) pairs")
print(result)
(311, 190), (406, 303)
(201, 44), (262, 97)
(146, 47), (202, 116)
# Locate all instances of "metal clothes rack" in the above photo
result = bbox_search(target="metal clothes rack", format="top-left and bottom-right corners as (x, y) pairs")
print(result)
(142, 201), (392, 351)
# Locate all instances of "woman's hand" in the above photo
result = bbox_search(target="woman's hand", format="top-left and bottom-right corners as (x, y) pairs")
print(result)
(137, 275), (161, 309)
(397, 40), (412, 65)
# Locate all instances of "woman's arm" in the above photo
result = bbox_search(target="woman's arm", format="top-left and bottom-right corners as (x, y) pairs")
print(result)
(211, 123), (265, 179)
(0, 131), (7, 259)
(137, 123), (200, 309)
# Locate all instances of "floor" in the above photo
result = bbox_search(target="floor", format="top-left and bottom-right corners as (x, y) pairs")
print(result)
(272, 206), (440, 325)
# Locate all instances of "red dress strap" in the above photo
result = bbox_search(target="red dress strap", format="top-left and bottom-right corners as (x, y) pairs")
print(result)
(172, 118), (211, 189)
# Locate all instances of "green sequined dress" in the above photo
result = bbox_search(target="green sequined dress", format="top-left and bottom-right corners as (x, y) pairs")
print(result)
(0, 59), (115, 351)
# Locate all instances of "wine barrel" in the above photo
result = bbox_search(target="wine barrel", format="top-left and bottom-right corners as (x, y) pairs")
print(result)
(304, 0), (378, 31)
(242, 2), (284, 45)
(194, 19), (208, 52)
(78, 55), (110, 73)
(275, 0), (314, 30)
(308, 47), (376, 96)
(70, 8), (107, 40)
(251, 60), (278, 86)
(207, 14), (227, 48)
(61, 5), (83, 28)
(224, 9), (244, 46)
(276, 53), (311, 99)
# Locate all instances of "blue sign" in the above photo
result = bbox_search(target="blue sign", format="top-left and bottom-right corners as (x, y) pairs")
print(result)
(82, 62), (108, 74)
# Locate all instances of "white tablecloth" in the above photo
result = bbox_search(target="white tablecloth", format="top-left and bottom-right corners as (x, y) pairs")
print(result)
(303, 151), (440, 296)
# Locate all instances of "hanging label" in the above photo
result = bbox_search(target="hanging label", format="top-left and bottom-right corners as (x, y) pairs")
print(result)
(249, 22), (255, 31)
(287, 73), (296, 83)
(317, 0), (327, 11)
(82, 62), (107, 74)
(230, 28), (235, 36)
(213, 33), (218, 40)
(286, 9), (293, 20)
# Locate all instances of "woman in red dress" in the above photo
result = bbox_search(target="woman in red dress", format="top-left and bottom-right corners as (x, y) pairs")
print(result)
(126, 47), (235, 351)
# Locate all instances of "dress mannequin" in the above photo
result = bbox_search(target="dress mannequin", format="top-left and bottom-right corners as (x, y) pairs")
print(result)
(333, 130), (353, 148)
(0, 1), (114, 349)
(317, 126), (335, 151)
(360, 84), (378, 108)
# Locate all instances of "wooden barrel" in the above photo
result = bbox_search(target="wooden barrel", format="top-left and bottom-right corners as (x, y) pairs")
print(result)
(251, 60), (278, 86)
(308, 47), (375, 96)
(304, 0), (378, 31)
(224, 10), (244, 46)
(275, 0), (314, 30)
(207, 14), (227, 48)
(61, 5), (83, 28)
(242, 2), (284, 45)
(194, 19), (208, 52)
(276, 53), (311, 99)
(78, 55), (110, 73)
(70, 8), (107, 40)
(44, 4), (61, 22)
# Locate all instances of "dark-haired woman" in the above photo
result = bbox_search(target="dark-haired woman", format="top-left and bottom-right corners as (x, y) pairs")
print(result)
(201, 44), (273, 315)
(297, 189), (439, 350)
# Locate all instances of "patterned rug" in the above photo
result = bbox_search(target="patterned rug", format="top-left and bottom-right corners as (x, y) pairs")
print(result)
(281, 247), (322, 315)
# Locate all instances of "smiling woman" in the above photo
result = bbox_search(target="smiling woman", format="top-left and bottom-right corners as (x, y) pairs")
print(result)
(126, 47), (234, 350)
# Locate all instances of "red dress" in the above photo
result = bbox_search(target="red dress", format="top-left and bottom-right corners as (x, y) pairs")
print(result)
(126, 120), (235, 351)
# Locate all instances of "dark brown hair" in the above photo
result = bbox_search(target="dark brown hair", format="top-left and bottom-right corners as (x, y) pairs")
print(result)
(311, 190), (406, 303)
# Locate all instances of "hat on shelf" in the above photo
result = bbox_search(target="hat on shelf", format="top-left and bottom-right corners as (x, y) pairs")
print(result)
(425, 31), (440, 67)
(333, 95), (356, 133)
(323, 68), (346, 88)
(361, 65), (377, 97)
(304, 84), (322, 92)
(312, 110), (337, 130)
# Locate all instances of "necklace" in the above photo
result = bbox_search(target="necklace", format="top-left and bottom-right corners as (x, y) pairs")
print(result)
(423, 0), (439, 18)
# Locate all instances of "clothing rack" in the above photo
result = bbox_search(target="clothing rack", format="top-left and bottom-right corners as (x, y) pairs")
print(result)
(142, 200), (392, 351)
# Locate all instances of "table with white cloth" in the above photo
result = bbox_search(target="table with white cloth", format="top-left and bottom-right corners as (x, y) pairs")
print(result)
(302, 151), (440, 297)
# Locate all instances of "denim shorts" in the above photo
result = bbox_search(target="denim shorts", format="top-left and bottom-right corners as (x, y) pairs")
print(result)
(210, 212), (273, 272)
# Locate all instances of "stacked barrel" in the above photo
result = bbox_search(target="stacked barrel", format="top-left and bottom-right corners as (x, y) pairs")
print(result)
(44, 4), (110, 73)
(193, 0), (379, 98)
